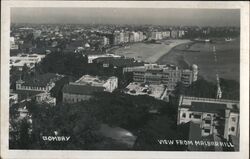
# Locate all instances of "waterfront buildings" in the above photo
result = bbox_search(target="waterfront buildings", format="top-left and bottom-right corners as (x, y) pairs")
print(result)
(123, 64), (198, 90)
(62, 75), (118, 103)
(177, 95), (240, 140)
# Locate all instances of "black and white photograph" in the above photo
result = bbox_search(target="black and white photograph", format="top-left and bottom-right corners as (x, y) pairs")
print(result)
(1, 1), (249, 159)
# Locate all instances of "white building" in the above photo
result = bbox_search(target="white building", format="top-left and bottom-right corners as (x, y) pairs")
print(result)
(87, 54), (121, 63)
(10, 53), (45, 70)
(177, 95), (239, 140)
(62, 75), (118, 103)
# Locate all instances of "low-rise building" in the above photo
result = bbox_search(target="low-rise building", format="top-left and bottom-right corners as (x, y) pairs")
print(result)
(35, 92), (56, 106)
(10, 53), (45, 70)
(16, 73), (63, 92)
(62, 75), (118, 103)
(87, 54), (121, 63)
(124, 82), (168, 101)
(177, 95), (240, 140)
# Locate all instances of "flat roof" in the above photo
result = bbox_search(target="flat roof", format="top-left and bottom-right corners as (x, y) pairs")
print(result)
(125, 82), (166, 99)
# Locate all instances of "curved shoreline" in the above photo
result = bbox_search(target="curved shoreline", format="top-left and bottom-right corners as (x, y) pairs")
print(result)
(112, 39), (191, 63)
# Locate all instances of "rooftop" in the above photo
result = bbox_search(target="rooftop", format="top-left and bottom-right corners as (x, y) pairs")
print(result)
(179, 95), (239, 111)
(74, 75), (115, 87)
(190, 102), (227, 114)
(124, 82), (167, 99)
(21, 73), (62, 87)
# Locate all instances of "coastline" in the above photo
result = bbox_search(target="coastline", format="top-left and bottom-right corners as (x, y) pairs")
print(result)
(112, 39), (191, 63)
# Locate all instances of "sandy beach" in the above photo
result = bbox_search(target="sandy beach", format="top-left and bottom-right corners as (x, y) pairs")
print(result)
(113, 39), (191, 63)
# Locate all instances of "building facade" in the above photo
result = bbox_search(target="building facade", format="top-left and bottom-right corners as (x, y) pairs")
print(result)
(177, 95), (240, 140)
(123, 64), (198, 90)
(16, 73), (62, 92)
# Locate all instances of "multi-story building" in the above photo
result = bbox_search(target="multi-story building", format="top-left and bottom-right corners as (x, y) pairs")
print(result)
(16, 73), (62, 92)
(62, 75), (118, 103)
(103, 36), (110, 46)
(123, 64), (198, 90)
(178, 30), (185, 38)
(150, 31), (163, 40)
(124, 32), (130, 43)
(119, 32), (125, 43)
(113, 31), (120, 45)
(171, 30), (178, 39)
(177, 95), (240, 140)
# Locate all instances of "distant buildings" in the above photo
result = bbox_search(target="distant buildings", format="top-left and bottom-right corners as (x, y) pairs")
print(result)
(123, 64), (198, 90)
(177, 95), (239, 140)
(93, 56), (144, 68)
(62, 75), (118, 103)
(10, 53), (45, 71)
(112, 30), (145, 45)
(10, 37), (19, 50)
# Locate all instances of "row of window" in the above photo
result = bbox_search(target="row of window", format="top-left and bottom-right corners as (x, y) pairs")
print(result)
(18, 85), (48, 91)
(182, 113), (201, 119)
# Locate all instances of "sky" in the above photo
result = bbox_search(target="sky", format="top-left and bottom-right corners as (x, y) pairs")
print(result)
(11, 8), (240, 27)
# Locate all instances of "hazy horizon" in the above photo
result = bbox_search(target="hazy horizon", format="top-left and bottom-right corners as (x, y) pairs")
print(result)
(11, 8), (240, 27)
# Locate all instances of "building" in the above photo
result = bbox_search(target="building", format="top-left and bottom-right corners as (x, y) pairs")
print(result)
(10, 53), (45, 70)
(16, 73), (63, 92)
(62, 75), (118, 103)
(103, 36), (110, 46)
(124, 82), (168, 101)
(87, 54), (121, 63)
(150, 31), (163, 40)
(10, 37), (19, 50)
(171, 30), (178, 39)
(177, 95), (240, 140)
(35, 92), (56, 106)
(93, 56), (144, 68)
(123, 64), (198, 90)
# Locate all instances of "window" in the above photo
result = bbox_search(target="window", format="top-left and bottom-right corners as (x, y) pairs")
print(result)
(231, 117), (236, 122)
(231, 127), (235, 132)
(204, 129), (210, 133)
(205, 120), (211, 124)
(194, 114), (201, 119)
(182, 113), (186, 118)
(189, 114), (192, 118)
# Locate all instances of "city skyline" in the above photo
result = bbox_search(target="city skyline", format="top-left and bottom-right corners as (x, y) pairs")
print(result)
(11, 8), (240, 27)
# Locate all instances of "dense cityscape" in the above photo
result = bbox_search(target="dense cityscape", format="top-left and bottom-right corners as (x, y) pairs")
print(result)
(9, 22), (240, 151)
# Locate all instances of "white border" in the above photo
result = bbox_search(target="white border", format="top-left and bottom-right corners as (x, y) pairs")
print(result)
(1, 1), (249, 159)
